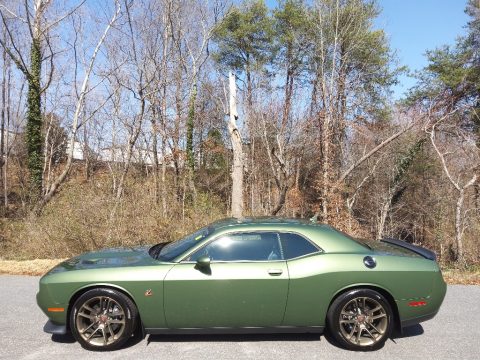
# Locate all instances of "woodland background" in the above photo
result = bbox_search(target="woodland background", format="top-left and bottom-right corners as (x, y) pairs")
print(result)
(0, 0), (479, 269)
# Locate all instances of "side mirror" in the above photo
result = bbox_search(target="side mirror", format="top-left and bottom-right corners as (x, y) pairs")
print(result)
(196, 256), (211, 268)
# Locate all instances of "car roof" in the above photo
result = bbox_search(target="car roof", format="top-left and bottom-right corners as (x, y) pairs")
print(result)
(210, 217), (313, 227)
(207, 217), (371, 254)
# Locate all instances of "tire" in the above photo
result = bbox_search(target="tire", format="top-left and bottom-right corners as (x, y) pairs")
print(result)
(327, 288), (393, 351)
(70, 288), (138, 351)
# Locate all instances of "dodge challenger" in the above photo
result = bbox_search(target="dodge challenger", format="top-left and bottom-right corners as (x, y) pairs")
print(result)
(37, 217), (446, 351)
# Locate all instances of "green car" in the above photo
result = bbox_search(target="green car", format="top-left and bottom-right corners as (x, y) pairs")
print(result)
(37, 218), (446, 351)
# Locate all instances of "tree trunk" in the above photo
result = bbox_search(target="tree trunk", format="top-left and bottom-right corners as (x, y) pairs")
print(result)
(83, 111), (91, 180)
(320, 114), (332, 221)
(228, 71), (243, 218)
(151, 106), (159, 204)
(1, 46), (6, 209)
(26, 36), (43, 199)
(161, 93), (168, 216)
(186, 83), (197, 199)
(455, 189), (466, 266)
(160, 10), (169, 216)
(376, 197), (391, 240)
(186, 84), (196, 172)
(3, 59), (10, 208)
(271, 185), (288, 216)
(116, 98), (145, 199)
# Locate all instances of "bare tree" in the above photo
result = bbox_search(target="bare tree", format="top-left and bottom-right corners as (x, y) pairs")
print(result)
(36, 0), (120, 210)
(228, 71), (243, 218)
(426, 108), (479, 266)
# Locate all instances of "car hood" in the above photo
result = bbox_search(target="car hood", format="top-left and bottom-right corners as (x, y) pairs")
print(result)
(48, 246), (156, 273)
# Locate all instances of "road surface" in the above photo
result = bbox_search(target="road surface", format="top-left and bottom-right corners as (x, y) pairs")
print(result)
(0, 275), (478, 360)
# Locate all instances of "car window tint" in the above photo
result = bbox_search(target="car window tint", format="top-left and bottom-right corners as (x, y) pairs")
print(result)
(189, 232), (283, 262)
(280, 233), (319, 259)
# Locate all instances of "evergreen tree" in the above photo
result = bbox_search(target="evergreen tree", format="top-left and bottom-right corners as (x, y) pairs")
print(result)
(409, 0), (480, 143)
(213, 0), (274, 107)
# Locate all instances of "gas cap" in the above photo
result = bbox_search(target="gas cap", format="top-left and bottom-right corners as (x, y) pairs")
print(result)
(363, 256), (376, 269)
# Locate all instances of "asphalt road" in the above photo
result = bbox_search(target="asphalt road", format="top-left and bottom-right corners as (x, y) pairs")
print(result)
(0, 275), (478, 360)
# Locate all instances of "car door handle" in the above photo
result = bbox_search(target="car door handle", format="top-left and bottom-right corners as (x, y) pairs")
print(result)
(268, 269), (283, 276)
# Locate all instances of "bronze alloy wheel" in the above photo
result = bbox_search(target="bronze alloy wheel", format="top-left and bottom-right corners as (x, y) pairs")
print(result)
(70, 288), (138, 351)
(327, 288), (393, 351)
(75, 296), (127, 346)
(338, 296), (388, 346)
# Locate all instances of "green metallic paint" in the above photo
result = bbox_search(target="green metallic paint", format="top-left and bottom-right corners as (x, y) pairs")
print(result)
(37, 218), (446, 334)
(164, 261), (289, 328)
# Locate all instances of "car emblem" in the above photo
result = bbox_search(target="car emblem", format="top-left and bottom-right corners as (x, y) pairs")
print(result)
(144, 289), (153, 297)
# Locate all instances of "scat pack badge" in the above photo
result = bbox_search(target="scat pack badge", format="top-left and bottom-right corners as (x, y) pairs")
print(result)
(144, 289), (153, 297)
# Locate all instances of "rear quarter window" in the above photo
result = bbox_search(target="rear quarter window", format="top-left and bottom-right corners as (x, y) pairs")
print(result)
(280, 233), (320, 259)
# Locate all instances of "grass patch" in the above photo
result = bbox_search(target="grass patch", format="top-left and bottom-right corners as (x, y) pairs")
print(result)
(442, 269), (480, 285)
(0, 259), (66, 276)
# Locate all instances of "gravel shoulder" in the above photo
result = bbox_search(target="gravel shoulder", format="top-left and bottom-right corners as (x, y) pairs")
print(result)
(0, 275), (478, 360)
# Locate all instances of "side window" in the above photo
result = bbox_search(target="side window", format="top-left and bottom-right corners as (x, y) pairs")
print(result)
(280, 233), (319, 260)
(189, 232), (283, 262)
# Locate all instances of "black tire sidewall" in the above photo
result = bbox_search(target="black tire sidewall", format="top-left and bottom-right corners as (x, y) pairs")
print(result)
(70, 288), (137, 351)
(327, 289), (393, 351)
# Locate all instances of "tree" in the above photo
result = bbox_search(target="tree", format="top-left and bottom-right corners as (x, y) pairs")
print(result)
(375, 138), (426, 239)
(308, 0), (400, 222)
(408, 0), (480, 265)
(228, 71), (244, 218)
(426, 109), (478, 267)
(0, 0), (55, 198)
(273, 0), (310, 126)
(213, 0), (273, 111)
(37, 1), (120, 210)
(257, 0), (310, 215)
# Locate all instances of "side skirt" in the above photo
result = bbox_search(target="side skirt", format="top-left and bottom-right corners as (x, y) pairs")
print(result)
(145, 326), (324, 335)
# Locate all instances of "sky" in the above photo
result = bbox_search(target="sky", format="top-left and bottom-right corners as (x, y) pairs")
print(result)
(376, 0), (469, 99)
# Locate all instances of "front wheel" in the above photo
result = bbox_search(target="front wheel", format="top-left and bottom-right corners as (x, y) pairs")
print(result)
(70, 288), (138, 351)
(327, 289), (393, 351)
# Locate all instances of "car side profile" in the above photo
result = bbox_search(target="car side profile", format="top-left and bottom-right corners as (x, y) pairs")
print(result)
(37, 217), (447, 351)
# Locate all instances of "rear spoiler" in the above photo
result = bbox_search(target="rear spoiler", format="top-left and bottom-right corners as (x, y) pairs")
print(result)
(381, 238), (437, 261)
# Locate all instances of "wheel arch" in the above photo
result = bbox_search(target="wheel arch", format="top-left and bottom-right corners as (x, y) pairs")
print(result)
(327, 284), (401, 333)
(66, 283), (143, 335)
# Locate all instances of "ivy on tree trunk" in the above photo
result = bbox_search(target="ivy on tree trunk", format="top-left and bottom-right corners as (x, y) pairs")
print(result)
(26, 38), (43, 198)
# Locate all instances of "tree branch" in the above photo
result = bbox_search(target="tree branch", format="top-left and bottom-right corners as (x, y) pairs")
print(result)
(339, 121), (414, 182)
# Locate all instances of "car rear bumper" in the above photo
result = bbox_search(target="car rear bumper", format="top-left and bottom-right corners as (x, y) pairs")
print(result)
(43, 320), (68, 335)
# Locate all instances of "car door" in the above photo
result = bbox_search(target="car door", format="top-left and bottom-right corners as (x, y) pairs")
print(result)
(163, 231), (289, 329)
(279, 232), (326, 327)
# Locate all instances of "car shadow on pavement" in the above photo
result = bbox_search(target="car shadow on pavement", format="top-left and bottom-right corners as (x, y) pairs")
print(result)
(50, 325), (424, 349)
(392, 324), (424, 339)
(51, 334), (76, 344)
(146, 324), (424, 346)
(320, 324), (424, 350)
(51, 331), (145, 350)
(147, 333), (321, 344)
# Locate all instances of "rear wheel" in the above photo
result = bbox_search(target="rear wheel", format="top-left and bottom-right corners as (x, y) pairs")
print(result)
(327, 289), (393, 351)
(70, 288), (138, 351)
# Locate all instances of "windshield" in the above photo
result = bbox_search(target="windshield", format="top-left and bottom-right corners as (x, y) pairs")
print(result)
(152, 226), (213, 262)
